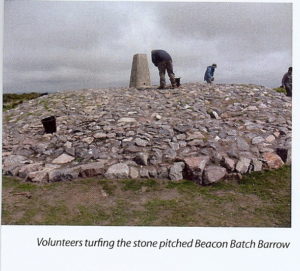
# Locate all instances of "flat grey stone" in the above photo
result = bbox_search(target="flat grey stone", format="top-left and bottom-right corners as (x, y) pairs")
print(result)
(265, 135), (276, 143)
(94, 132), (108, 139)
(18, 163), (44, 178)
(186, 132), (205, 140)
(163, 149), (177, 160)
(49, 168), (80, 182)
(169, 162), (185, 181)
(52, 153), (75, 164)
(237, 138), (250, 151)
(251, 159), (263, 172)
(222, 156), (236, 171)
(105, 163), (129, 179)
(203, 166), (227, 185)
(184, 156), (210, 172)
(129, 167), (139, 179)
(26, 170), (49, 183)
(118, 117), (136, 123)
(3, 155), (29, 169)
(251, 136), (265, 144)
(235, 157), (251, 173)
(140, 168), (149, 178)
(79, 161), (107, 177)
(135, 138), (148, 147)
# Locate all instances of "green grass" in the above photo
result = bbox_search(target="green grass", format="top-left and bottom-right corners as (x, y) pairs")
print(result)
(37, 99), (51, 111)
(141, 198), (199, 226)
(98, 180), (117, 196)
(273, 87), (287, 95)
(238, 166), (291, 200)
(2, 166), (291, 227)
(3, 92), (44, 111)
(121, 179), (159, 191)
(2, 177), (38, 192)
(72, 205), (110, 225)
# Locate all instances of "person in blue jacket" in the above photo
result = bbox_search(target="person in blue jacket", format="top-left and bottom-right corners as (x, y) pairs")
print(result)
(204, 64), (217, 83)
(151, 49), (177, 89)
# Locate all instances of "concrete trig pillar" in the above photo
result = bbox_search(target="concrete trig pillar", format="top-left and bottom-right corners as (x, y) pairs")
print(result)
(129, 54), (151, 88)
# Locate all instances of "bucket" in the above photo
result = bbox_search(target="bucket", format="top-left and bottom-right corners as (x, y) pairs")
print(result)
(41, 116), (56, 133)
(175, 77), (181, 87)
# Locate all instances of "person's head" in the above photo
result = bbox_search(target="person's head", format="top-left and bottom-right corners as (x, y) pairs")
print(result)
(288, 67), (292, 73)
(212, 64), (217, 68)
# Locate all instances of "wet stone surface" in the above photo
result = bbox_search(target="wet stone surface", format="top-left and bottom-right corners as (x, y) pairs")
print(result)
(2, 83), (291, 184)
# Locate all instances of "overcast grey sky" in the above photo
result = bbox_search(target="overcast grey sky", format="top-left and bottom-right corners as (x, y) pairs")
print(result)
(3, 1), (292, 93)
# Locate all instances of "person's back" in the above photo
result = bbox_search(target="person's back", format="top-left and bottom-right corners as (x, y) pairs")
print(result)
(204, 64), (217, 83)
(204, 66), (213, 80)
(282, 71), (292, 87)
(151, 50), (172, 67)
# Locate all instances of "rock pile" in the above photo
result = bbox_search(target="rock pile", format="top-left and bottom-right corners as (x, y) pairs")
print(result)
(2, 83), (291, 185)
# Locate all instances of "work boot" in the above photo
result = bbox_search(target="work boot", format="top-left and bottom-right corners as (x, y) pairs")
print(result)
(157, 86), (165, 89)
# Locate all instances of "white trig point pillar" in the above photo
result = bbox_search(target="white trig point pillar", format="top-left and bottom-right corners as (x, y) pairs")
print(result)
(129, 54), (151, 88)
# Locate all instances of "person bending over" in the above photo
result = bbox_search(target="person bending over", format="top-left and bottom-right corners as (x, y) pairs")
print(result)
(204, 64), (217, 84)
(151, 49), (177, 89)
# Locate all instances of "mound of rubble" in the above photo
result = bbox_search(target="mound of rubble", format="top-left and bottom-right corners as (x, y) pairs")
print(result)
(2, 82), (291, 185)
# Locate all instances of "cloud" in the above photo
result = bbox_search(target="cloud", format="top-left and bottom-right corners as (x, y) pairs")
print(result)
(3, 1), (292, 93)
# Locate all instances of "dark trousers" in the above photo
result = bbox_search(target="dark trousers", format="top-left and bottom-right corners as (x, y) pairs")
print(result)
(205, 78), (213, 84)
(157, 60), (176, 87)
(285, 84), (292, 97)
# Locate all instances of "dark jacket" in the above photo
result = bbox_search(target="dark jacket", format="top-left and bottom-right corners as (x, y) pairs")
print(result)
(204, 66), (215, 81)
(282, 72), (292, 87)
(151, 50), (172, 67)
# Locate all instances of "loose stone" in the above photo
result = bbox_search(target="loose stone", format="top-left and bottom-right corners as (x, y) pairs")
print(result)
(79, 161), (107, 177)
(135, 138), (149, 147)
(140, 168), (150, 178)
(94, 132), (108, 139)
(263, 152), (284, 169)
(49, 168), (80, 182)
(129, 167), (139, 179)
(222, 156), (236, 171)
(251, 158), (263, 172)
(52, 153), (75, 164)
(251, 136), (265, 144)
(169, 162), (185, 181)
(265, 135), (276, 143)
(118, 117), (136, 123)
(235, 157), (251, 173)
(82, 137), (94, 144)
(203, 166), (227, 185)
(105, 163), (129, 179)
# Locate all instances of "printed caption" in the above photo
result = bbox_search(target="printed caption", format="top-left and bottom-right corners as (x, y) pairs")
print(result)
(37, 237), (290, 250)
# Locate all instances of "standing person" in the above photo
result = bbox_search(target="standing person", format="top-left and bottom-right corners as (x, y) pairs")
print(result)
(151, 49), (177, 89)
(281, 67), (292, 97)
(204, 64), (217, 83)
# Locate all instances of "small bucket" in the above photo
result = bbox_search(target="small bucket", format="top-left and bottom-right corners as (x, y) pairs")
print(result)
(175, 77), (181, 87)
(41, 116), (56, 133)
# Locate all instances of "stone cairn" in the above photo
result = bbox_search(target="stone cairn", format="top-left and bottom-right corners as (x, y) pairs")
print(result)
(129, 54), (151, 89)
(2, 82), (291, 185)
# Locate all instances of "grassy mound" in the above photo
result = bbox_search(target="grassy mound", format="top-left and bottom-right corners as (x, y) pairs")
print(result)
(3, 92), (47, 111)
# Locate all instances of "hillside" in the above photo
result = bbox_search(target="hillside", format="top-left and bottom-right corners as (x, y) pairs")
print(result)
(2, 82), (292, 185)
